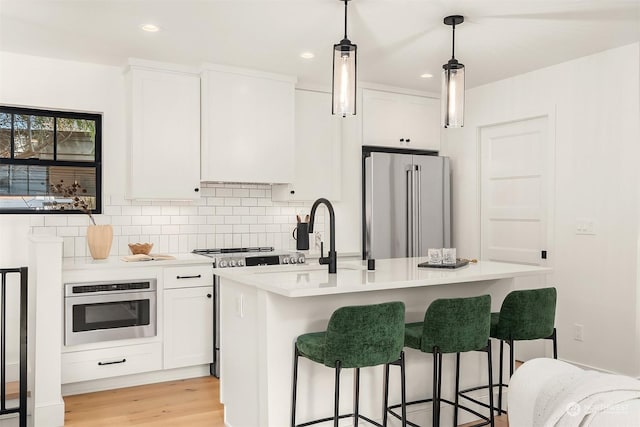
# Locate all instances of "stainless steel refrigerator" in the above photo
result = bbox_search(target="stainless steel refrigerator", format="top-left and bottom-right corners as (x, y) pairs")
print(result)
(363, 148), (451, 259)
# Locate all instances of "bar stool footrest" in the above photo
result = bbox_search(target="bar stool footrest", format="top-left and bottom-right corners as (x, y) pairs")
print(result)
(458, 382), (509, 414)
(387, 397), (493, 427)
(296, 413), (385, 427)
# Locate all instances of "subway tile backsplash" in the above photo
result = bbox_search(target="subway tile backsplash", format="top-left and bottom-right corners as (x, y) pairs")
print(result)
(30, 183), (325, 258)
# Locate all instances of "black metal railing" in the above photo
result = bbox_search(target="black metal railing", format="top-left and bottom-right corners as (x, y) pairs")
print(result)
(0, 267), (27, 427)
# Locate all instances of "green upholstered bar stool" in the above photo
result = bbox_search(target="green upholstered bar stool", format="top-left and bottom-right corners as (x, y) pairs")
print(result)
(387, 295), (494, 427)
(291, 301), (407, 427)
(460, 287), (558, 415)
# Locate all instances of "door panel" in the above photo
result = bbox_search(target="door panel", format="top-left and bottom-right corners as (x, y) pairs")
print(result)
(480, 116), (549, 266)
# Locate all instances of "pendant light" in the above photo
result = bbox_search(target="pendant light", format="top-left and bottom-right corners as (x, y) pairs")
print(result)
(332, 0), (357, 117)
(441, 15), (465, 128)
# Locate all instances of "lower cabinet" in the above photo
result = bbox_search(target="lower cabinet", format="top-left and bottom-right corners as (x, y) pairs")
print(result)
(62, 342), (162, 383)
(163, 286), (214, 369)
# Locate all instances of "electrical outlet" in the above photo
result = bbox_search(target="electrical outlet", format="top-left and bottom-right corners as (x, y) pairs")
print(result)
(573, 323), (584, 341)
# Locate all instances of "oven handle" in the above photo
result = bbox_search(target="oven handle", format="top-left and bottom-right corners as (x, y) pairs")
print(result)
(177, 274), (202, 279)
(65, 291), (155, 306)
(98, 358), (126, 366)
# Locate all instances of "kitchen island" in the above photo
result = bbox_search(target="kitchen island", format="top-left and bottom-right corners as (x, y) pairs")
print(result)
(215, 258), (550, 427)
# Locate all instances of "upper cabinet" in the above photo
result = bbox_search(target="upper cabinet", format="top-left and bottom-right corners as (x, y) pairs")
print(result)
(272, 90), (342, 202)
(362, 89), (440, 151)
(126, 64), (201, 200)
(200, 66), (296, 183)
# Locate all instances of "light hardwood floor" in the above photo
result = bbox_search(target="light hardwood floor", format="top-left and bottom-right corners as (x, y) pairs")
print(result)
(64, 376), (508, 426)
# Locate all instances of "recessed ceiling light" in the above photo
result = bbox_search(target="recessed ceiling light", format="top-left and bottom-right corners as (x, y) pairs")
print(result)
(300, 52), (315, 59)
(140, 24), (160, 32)
(420, 73), (434, 79)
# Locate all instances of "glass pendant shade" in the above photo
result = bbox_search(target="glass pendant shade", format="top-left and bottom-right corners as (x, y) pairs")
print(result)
(441, 61), (465, 128)
(332, 41), (357, 117)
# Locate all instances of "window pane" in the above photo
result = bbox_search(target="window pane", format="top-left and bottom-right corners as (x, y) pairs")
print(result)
(0, 165), (96, 211)
(0, 113), (10, 158)
(14, 114), (54, 160)
(57, 118), (96, 162)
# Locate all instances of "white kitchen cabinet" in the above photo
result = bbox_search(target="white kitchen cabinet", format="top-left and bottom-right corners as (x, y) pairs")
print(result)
(362, 89), (440, 151)
(163, 286), (213, 369)
(272, 89), (342, 201)
(126, 65), (201, 199)
(164, 265), (213, 289)
(201, 66), (296, 183)
(62, 342), (162, 383)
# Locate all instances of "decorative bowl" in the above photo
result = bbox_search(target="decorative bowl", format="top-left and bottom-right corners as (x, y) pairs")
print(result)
(128, 243), (153, 255)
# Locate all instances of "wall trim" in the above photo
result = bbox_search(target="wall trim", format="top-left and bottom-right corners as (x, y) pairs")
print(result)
(61, 365), (210, 396)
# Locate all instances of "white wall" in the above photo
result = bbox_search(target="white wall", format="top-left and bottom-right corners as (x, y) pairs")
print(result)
(442, 43), (640, 376)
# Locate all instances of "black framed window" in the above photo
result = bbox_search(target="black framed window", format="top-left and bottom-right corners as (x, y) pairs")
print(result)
(0, 106), (102, 214)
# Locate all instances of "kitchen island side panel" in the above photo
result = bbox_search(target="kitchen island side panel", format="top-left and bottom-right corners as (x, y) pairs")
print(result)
(220, 276), (524, 427)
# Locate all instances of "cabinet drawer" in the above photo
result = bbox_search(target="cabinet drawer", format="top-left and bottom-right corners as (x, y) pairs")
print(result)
(164, 265), (212, 289)
(62, 342), (161, 384)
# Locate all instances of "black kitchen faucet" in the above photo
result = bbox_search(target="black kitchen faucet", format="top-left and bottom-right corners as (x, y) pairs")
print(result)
(308, 198), (337, 274)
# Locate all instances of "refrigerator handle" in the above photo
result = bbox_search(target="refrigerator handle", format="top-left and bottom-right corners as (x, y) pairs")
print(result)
(406, 166), (413, 257)
(415, 164), (421, 257)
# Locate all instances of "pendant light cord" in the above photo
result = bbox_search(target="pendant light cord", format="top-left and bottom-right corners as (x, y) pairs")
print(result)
(344, 0), (348, 39)
(451, 23), (456, 60)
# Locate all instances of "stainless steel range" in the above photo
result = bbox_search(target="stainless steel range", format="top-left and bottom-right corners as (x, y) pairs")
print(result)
(192, 246), (306, 377)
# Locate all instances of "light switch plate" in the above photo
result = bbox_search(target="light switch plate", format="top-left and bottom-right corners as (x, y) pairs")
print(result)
(575, 218), (596, 235)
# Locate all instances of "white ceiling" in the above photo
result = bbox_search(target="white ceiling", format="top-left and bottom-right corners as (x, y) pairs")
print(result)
(1, 0), (639, 92)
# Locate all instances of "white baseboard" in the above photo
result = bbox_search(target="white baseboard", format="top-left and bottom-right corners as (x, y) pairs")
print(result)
(61, 365), (210, 396)
(557, 358), (622, 375)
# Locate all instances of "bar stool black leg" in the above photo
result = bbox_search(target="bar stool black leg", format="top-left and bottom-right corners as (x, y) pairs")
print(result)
(453, 352), (460, 427)
(400, 351), (407, 427)
(497, 340), (504, 415)
(509, 339), (514, 377)
(432, 348), (441, 427)
(437, 352), (443, 425)
(291, 346), (300, 427)
(353, 367), (360, 426)
(382, 363), (390, 427)
(486, 341), (495, 427)
(334, 361), (342, 427)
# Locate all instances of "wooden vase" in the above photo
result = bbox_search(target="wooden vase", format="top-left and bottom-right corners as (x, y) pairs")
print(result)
(86, 225), (113, 260)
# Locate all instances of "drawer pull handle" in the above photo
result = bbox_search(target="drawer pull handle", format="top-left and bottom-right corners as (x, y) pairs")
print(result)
(98, 358), (126, 366)
(207, 293), (212, 298)
(177, 274), (202, 279)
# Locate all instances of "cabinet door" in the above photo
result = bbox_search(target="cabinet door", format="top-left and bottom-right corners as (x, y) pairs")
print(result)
(201, 69), (295, 183)
(128, 69), (201, 199)
(400, 94), (440, 150)
(362, 89), (440, 151)
(164, 286), (213, 369)
(272, 90), (342, 201)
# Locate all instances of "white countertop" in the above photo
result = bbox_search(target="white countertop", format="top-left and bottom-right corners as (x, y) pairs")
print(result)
(215, 257), (551, 297)
(62, 253), (213, 271)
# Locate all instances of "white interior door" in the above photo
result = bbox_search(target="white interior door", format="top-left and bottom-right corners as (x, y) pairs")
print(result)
(480, 116), (551, 266)
(481, 115), (555, 365)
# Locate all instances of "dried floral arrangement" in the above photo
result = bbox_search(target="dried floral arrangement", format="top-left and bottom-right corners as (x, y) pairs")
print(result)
(49, 179), (96, 225)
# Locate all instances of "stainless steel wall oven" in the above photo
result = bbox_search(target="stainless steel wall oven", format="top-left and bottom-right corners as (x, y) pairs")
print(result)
(64, 279), (157, 346)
